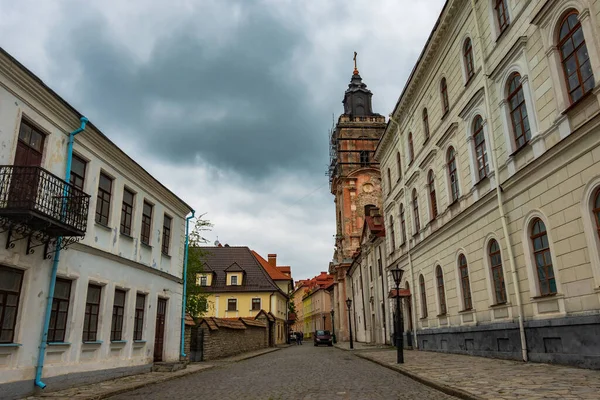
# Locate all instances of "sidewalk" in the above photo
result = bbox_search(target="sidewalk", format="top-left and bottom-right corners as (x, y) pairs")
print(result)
(353, 348), (600, 400)
(334, 341), (393, 351)
(24, 347), (279, 400)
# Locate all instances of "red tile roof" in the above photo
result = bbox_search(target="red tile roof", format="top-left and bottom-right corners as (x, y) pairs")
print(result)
(251, 251), (292, 281)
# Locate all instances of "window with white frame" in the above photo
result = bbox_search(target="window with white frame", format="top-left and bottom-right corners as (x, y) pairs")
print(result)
(463, 38), (475, 82)
(419, 274), (428, 318)
(423, 108), (430, 142)
(412, 189), (420, 233)
(488, 239), (507, 304)
(530, 218), (556, 296)
(559, 11), (594, 104)
(507, 72), (531, 150)
(428, 170), (437, 220)
(494, 0), (510, 34)
(472, 115), (489, 180)
(227, 299), (237, 311)
(396, 151), (402, 180)
(441, 78), (450, 115)
(389, 216), (396, 250)
(399, 203), (407, 244)
(435, 266), (446, 315)
(458, 254), (472, 310)
(408, 132), (415, 164)
(447, 147), (460, 203)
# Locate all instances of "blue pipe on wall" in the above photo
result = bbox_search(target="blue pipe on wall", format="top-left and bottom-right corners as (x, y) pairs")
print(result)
(180, 210), (195, 358)
(35, 116), (88, 389)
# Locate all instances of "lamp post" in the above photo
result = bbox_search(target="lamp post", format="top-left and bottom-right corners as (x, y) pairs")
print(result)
(346, 298), (353, 350)
(390, 267), (404, 364)
(322, 314), (326, 330)
(330, 309), (336, 343)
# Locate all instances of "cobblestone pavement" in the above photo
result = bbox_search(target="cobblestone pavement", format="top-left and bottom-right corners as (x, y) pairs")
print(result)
(109, 346), (457, 400)
(357, 349), (600, 400)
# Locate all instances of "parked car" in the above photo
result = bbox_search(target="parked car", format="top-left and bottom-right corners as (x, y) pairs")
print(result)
(313, 330), (333, 346)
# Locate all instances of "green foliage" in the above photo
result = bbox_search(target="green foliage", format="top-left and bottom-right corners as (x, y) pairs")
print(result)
(185, 215), (213, 320)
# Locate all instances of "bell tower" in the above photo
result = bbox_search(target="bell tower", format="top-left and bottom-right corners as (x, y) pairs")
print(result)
(328, 53), (386, 341)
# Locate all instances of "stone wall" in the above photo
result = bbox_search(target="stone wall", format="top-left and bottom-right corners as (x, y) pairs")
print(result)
(198, 318), (268, 361)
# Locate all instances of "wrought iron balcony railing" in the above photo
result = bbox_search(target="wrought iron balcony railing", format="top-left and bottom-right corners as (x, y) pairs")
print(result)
(0, 165), (90, 238)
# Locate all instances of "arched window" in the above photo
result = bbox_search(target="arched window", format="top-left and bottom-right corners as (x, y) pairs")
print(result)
(387, 168), (392, 192)
(400, 203), (407, 243)
(473, 115), (489, 180)
(447, 146), (460, 203)
(419, 274), (428, 318)
(458, 254), (472, 310)
(495, 0), (509, 32)
(507, 73), (531, 149)
(408, 132), (414, 163)
(436, 266), (446, 315)
(423, 108), (430, 141)
(560, 11), (594, 103)
(412, 188), (420, 233)
(489, 239), (507, 304)
(594, 189), (600, 239)
(441, 78), (449, 115)
(531, 218), (556, 296)
(428, 170), (437, 220)
(396, 151), (402, 180)
(389, 216), (396, 250)
(464, 38), (475, 81)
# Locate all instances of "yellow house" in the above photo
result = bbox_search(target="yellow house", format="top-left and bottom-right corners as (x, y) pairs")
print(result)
(195, 246), (291, 345)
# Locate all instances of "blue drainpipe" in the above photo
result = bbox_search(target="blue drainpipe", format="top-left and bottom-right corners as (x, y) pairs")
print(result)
(35, 116), (88, 389)
(180, 210), (195, 359)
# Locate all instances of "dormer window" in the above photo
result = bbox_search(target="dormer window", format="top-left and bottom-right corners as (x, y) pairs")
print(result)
(200, 276), (207, 286)
(231, 275), (238, 285)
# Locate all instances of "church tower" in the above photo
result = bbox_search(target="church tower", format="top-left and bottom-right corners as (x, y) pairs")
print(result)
(328, 54), (386, 341)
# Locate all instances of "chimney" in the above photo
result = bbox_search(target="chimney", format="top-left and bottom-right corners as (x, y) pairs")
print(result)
(268, 254), (277, 266)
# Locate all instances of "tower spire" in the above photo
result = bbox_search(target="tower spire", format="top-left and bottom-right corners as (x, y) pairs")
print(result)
(353, 51), (359, 75)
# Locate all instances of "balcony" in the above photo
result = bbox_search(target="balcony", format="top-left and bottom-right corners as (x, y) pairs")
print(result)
(0, 166), (90, 254)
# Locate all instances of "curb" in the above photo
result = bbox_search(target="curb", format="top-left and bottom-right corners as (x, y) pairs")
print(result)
(225, 347), (280, 362)
(354, 353), (483, 400)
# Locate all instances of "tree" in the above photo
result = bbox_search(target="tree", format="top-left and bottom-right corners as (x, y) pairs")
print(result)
(185, 215), (213, 319)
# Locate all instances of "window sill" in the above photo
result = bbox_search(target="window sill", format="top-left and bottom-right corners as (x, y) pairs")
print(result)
(509, 142), (529, 158)
(489, 302), (509, 308)
(448, 199), (459, 209)
(494, 25), (509, 43)
(423, 138), (430, 146)
(82, 341), (103, 345)
(110, 340), (127, 344)
(531, 292), (560, 300)
(0, 343), (22, 347)
(133, 340), (147, 344)
(120, 232), (134, 240)
(141, 242), (152, 249)
(227, 310), (238, 312)
(95, 222), (112, 231)
(474, 175), (489, 187)
(412, 231), (420, 238)
(441, 110), (449, 121)
(161, 252), (171, 258)
(419, 315), (428, 320)
(458, 308), (475, 314)
(436, 313), (447, 317)
(464, 73), (475, 88)
(561, 89), (595, 115)
(47, 342), (71, 346)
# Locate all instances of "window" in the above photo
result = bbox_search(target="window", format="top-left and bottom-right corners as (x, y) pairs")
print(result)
(458, 255), (472, 310)
(408, 133), (414, 163)
(231, 275), (238, 285)
(120, 188), (134, 235)
(464, 38), (475, 81)
(489, 239), (507, 304)
(473, 116), (489, 180)
(447, 147), (460, 202)
(396, 152), (402, 180)
(96, 173), (112, 225)
(507, 73), (531, 149)
(252, 298), (261, 311)
(495, 0), (509, 33)
(200, 275), (208, 286)
(423, 108), (430, 141)
(531, 219), (556, 296)
(412, 189), (420, 233)
(419, 274), (428, 318)
(360, 150), (369, 167)
(387, 168), (392, 192)
(111, 289), (126, 341)
(441, 78), (449, 115)
(369, 266), (373, 281)
(378, 248), (383, 276)
(48, 278), (71, 342)
(559, 11), (594, 104)
(83, 284), (101, 342)
(0, 266), (24, 343)
(141, 201), (153, 245)
(400, 204), (407, 243)
(15, 119), (44, 166)
(227, 299), (237, 311)
(162, 214), (172, 255)
(70, 155), (87, 190)
(428, 170), (437, 220)
(389, 216), (396, 250)
(594, 189), (600, 239)
(134, 293), (145, 341)
(436, 266), (446, 315)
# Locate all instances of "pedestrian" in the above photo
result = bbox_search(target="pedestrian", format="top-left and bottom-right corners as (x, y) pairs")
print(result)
(299, 331), (303, 345)
(295, 332), (301, 345)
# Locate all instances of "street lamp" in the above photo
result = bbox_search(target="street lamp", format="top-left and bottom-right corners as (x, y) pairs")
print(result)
(390, 267), (404, 364)
(330, 309), (336, 343)
(345, 298), (354, 350)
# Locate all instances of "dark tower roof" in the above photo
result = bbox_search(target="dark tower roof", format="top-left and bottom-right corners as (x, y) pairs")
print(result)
(342, 71), (376, 118)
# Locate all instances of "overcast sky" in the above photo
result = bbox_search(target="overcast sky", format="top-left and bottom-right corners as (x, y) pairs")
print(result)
(0, 0), (445, 280)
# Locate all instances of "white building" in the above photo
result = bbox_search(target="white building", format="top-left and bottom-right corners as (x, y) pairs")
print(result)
(376, 0), (600, 368)
(0, 48), (193, 398)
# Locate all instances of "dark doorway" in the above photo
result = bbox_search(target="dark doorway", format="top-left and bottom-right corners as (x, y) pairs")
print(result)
(154, 298), (167, 362)
(9, 120), (45, 209)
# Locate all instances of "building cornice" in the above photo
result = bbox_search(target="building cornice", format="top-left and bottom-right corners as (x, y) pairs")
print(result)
(419, 148), (438, 170)
(436, 122), (458, 148)
(489, 36), (529, 81)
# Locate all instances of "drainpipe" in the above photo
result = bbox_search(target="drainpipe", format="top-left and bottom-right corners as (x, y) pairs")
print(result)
(469, 0), (527, 361)
(180, 210), (195, 359)
(35, 116), (88, 389)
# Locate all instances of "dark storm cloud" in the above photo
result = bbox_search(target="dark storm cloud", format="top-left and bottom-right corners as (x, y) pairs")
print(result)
(48, 1), (331, 179)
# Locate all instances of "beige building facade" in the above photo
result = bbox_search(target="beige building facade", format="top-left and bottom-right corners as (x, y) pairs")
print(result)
(375, 0), (600, 368)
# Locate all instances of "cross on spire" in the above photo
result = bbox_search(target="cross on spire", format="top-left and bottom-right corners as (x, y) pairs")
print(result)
(353, 51), (359, 75)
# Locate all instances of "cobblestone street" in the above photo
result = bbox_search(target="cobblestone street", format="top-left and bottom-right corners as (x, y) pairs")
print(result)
(109, 346), (457, 400)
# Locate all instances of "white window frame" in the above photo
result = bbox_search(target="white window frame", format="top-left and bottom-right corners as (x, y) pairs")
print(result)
(445, 143), (462, 206)
(459, 34), (476, 85)
(230, 275), (238, 286)
(487, 0), (512, 40)
(581, 176), (600, 288)
(227, 298), (237, 312)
